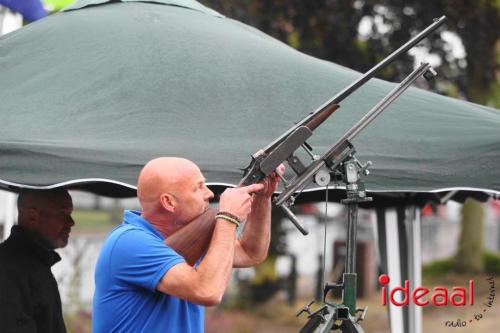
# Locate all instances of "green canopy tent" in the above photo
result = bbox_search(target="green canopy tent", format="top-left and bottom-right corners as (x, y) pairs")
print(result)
(1, 2), (499, 332)
(0, 0), (499, 205)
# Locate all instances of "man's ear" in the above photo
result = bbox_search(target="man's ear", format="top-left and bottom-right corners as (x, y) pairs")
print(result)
(23, 208), (40, 229)
(159, 193), (176, 213)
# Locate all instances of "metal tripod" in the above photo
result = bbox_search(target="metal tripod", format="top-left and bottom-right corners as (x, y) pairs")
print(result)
(297, 153), (371, 333)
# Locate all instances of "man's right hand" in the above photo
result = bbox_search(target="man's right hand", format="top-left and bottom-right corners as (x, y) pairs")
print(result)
(159, 182), (265, 306)
(218, 184), (264, 221)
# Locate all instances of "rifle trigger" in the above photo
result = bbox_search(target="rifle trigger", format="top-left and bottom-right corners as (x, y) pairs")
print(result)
(303, 141), (313, 152)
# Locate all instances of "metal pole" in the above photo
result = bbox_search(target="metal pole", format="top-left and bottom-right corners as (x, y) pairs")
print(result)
(2, 191), (17, 240)
(345, 203), (358, 273)
(342, 62), (432, 142)
(0, 6), (23, 36)
(407, 206), (422, 333)
(0, 7), (5, 36)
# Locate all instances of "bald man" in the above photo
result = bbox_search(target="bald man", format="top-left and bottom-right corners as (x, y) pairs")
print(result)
(93, 157), (281, 333)
(0, 189), (74, 333)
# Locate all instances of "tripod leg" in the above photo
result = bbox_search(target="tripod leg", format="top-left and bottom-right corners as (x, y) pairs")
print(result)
(341, 316), (366, 333)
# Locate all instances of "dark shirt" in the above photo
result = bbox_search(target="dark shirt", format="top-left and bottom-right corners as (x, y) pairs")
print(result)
(0, 226), (66, 333)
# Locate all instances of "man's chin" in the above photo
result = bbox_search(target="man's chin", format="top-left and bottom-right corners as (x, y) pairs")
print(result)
(188, 209), (208, 222)
(55, 241), (68, 249)
(55, 237), (69, 249)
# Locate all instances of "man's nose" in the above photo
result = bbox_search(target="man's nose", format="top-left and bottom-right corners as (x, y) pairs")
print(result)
(206, 188), (214, 200)
(68, 216), (75, 227)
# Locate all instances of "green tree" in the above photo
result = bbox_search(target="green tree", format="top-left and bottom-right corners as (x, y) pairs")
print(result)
(353, 0), (499, 273)
(455, 198), (485, 272)
(203, 0), (499, 104)
(354, 1), (499, 273)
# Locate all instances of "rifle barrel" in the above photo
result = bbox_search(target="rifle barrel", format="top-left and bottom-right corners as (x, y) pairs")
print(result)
(341, 62), (432, 143)
(261, 16), (447, 154)
(274, 62), (434, 206)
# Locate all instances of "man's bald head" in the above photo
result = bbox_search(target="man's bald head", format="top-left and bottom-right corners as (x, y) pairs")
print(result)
(137, 157), (201, 205)
(137, 157), (214, 230)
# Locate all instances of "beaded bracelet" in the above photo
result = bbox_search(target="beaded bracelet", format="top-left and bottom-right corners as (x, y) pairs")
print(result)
(215, 214), (241, 228)
(217, 211), (242, 223)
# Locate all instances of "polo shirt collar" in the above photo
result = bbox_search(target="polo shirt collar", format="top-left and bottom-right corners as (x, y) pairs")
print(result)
(123, 210), (165, 240)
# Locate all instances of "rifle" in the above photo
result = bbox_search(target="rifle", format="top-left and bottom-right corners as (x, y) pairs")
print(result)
(165, 16), (447, 264)
(240, 16), (447, 234)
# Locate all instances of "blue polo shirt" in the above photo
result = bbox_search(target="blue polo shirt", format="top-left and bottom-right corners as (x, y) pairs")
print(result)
(92, 210), (204, 333)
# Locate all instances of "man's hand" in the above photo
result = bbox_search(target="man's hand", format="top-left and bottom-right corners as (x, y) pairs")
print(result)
(219, 183), (264, 221)
(255, 164), (285, 199)
(232, 165), (284, 267)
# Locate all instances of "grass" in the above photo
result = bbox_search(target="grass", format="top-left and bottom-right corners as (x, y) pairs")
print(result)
(71, 209), (120, 234)
(484, 251), (500, 274)
(423, 252), (500, 278)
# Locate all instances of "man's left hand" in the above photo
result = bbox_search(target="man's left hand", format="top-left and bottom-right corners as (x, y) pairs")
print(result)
(255, 164), (285, 199)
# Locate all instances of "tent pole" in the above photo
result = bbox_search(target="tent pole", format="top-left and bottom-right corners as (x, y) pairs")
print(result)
(0, 6), (5, 36)
(0, 6), (22, 36)
(406, 206), (422, 333)
(2, 191), (17, 241)
(385, 208), (405, 333)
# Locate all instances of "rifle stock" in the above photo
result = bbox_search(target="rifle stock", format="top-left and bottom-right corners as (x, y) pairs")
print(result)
(165, 208), (217, 266)
(304, 104), (339, 131)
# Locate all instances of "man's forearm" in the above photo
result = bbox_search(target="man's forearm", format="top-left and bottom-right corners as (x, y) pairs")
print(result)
(238, 196), (272, 264)
(194, 219), (237, 304)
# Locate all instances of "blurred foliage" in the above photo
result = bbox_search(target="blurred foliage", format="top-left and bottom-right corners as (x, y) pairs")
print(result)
(233, 207), (287, 304)
(484, 251), (500, 274)
(249, 255), (280, 303)
(71, 209), (117, 233)
(43, 0), (75, 11)
(423, 257), (456, 276)
(251, 255), (279, 285)
(202, 0), (499, 107)
(64, 310), (92, 333)
(424, 251), (500, 276)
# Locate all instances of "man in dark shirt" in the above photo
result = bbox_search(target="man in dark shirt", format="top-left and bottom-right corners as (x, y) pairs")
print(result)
(0, 188), (74, 333)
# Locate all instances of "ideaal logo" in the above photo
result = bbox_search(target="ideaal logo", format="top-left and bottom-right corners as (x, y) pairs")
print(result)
(378, 274), (496, 328)
(378, 274), (474, 306)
